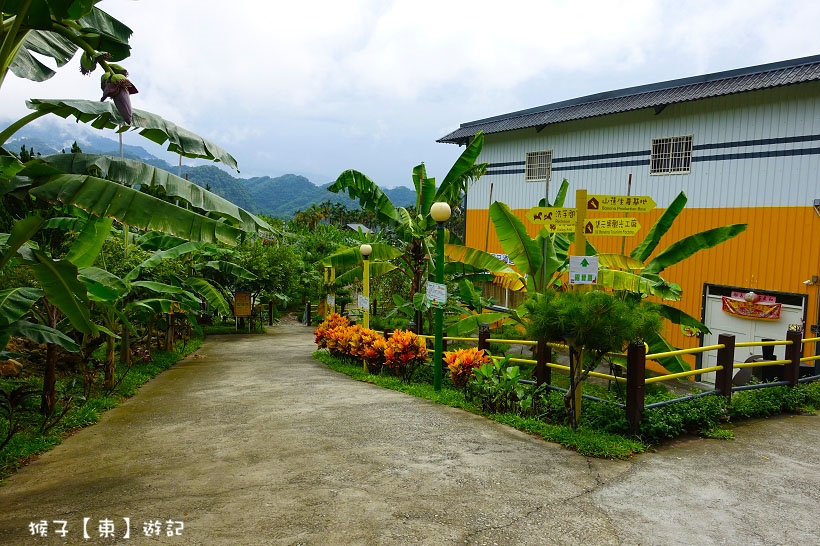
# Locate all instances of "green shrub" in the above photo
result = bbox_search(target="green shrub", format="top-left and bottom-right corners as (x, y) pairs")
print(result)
(640, 393), (727, 443)
(729, 385), (799, 419)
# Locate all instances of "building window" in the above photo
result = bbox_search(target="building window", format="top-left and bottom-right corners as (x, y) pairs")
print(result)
(525, 150), (552, 181)
(650, 136), (693, 174)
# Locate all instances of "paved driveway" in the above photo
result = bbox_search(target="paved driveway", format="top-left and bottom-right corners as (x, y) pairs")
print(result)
(1, 321), (818, 545)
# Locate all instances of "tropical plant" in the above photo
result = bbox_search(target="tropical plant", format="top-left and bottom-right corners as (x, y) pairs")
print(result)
(467, 357), (538, 415)
(525, 289), (663, 429)
(324, 132), (521, 330)
(383, 329), (428, 381)
(444, 347), (491, 388)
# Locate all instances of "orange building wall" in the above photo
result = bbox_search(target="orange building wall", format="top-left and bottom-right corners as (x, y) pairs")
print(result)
(466, 205), (820, 355)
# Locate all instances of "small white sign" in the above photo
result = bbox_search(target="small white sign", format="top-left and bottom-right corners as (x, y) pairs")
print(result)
(326, 294), (335, 307)
(569, 256), (599, 285)
(358, 294), (369, 310)
(426, 282), (447, 308)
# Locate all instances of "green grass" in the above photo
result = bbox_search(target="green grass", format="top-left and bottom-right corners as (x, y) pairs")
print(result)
(0, 336), (202, 482)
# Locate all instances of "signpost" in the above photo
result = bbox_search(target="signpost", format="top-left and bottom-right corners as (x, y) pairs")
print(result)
(527, 207), (577, 224)
(582, 218), (641, 236)
(586, 194), (656, 212)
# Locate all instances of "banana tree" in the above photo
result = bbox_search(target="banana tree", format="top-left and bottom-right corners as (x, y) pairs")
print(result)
(327, 132), (490, 329)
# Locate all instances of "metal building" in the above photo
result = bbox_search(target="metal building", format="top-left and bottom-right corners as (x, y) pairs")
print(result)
(438, 55), (820, 369)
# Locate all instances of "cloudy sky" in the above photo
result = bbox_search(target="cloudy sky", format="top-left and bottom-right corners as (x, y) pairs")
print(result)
(2, 0), (819, 188)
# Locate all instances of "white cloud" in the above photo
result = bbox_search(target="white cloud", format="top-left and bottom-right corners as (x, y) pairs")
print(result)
(2, 0), (819, 184)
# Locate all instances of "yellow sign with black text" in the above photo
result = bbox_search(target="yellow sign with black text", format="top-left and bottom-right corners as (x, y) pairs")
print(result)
(583, 218), (641, 236)
(586, 195), (656, 212)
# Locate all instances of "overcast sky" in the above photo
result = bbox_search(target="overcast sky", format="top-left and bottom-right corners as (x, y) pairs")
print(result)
(2, 0), (819, 188)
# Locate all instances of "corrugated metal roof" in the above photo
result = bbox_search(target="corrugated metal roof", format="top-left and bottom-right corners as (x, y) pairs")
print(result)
(438, 55), (820, 144)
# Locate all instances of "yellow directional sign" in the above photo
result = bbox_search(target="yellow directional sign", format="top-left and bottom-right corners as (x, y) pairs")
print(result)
(586, 194), (656, 212)
(583, 218), (641, 236)
(527, 207), (578, 224)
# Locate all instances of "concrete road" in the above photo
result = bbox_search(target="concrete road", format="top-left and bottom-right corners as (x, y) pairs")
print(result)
(1, 320), (818, 545)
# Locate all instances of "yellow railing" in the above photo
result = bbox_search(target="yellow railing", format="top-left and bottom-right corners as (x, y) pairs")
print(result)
(645, 366), (723, 384)
(735, 340), (792, 348)
(646, 344), (724, 360)
(734, 359), (791, 368)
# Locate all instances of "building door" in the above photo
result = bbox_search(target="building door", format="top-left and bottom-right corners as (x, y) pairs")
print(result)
(699, 285), (807, 384)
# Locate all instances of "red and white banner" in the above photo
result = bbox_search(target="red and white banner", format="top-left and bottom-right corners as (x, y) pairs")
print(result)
(721, 297), (782, 321)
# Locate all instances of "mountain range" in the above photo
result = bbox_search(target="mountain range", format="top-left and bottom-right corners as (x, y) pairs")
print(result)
(6, 127), (416, 218)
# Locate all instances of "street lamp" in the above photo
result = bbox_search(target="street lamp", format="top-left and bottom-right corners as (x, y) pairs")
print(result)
(430, 202), (451, 391)
(359, 244), (372, 332)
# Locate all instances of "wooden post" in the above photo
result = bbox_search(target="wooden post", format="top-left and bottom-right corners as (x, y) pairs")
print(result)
(714, 333), (736, 402)
(478, 323), (490, 352)
(535, 340), (551, 386)
(269, 300), (274, 326)
(784, 329), (803, 387)
(626, 341), (646, 436)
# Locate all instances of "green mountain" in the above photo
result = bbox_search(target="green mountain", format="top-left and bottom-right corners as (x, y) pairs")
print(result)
(6, 127), (417, 218)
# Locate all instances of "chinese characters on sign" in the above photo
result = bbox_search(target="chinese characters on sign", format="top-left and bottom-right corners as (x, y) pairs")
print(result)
(582, 218), (641, 236)
(233, 291), (252, 317)
(28, 518), (184, 539)
(526, 207), (577, 224)
(586, 194), (656, 212)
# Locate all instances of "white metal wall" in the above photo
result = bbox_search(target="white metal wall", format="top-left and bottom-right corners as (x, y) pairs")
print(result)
(467, 82), (820, 211)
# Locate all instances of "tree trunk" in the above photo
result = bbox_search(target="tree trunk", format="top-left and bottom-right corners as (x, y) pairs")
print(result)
(104, 335), (115, 390)
(563, 346), (583, 430)
(41, 342), (57, 416)
(40, 302), (59, 416)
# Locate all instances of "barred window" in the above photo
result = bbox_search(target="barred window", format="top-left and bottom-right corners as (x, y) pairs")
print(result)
(650, 136), (693, 174)
(525, 150), (552, 182)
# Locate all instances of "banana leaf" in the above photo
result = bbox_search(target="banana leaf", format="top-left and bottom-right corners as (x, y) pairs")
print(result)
(644, 330), (689, 374)
(630, 191), (688, 262)
(135, 231), (187, 251)
(435, 131), (486, 204)
(533, 229), (564, 292)
(0, 214), (44, 268)
(41, 154), (270, 232)
(597, 269), (659, 296)
(78, 267), (129, 301)
(644, 224), (748, 274)
(656, 303), (711, 335)
(0, 320), (79, 353)
(64, 215), (113, 268)
(597, 253), (644, 270)
(319, 243), (402, 268)
(29, 175), (241, 248)
(328, 170), (402, 226)
(489, 201), (541, 276)
(446, 311), (509, 337)
(19, 248), (96, 335)
(335, 262), (398, 286)
(443, 243), (524, 291)
(195, 260), (256, 281)
(131, 281), (190, 295)
(412, 164), (436, 216)
(0, 287), (43, 326)
(25, 99), (238, 170)
(183, 277), (231, 317)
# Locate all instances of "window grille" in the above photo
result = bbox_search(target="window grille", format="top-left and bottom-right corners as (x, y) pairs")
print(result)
(650, 136), (693, 174)
(525, 150), (552, 182)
